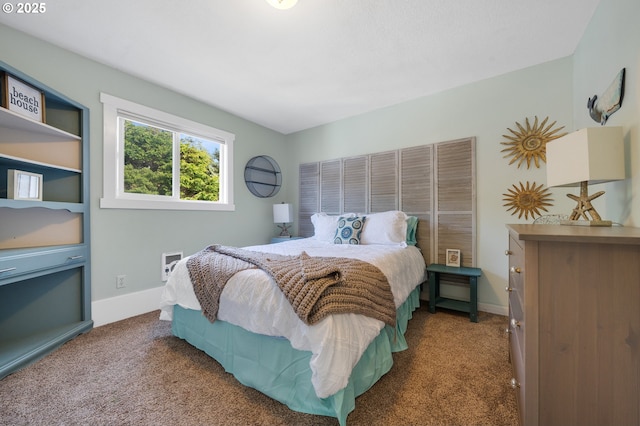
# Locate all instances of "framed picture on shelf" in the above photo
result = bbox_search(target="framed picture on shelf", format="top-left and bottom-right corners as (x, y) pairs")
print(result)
(1, 72), (46, 123)
(446, 249), (461, 267)
(8, 169), (43, 201)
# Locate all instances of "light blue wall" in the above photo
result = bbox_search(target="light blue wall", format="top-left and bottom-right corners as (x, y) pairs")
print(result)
(0, 24), (293, 301)
(286, 0), (640, 312)
(287, 58), (574, 312)
(572, 0), (640, 225)
(2, 0), (637, 312)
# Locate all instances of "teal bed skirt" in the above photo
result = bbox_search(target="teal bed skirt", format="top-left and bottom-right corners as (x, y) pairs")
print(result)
(172, 286), (421, 425)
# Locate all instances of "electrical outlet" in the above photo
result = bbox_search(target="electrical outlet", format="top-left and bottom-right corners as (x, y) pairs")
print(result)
(116, 274), (126, 289)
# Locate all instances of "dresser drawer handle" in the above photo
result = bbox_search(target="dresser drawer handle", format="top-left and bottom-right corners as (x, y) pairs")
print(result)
(510, 378), (520, 389)
(510, 318), (521, 329)
(0, 267), (17, 274)
(510, 266), (521, 274)
(505, 285), (513, 292)
(67, 255), (84, 261)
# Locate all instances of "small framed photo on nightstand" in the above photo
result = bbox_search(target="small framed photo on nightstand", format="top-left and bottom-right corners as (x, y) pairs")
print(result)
(446, 249), (461, 267)
(8, 169), (43, 201)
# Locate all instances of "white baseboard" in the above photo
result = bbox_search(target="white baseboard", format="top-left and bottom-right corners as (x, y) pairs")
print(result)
(420, 292), (508, 317)
(93, 286), (507, 328)
(478, 302), (508, 316)
(92, 286), (164, 327)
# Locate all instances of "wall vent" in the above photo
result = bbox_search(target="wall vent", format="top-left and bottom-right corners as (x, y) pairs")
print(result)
(161, 252), (183, 281)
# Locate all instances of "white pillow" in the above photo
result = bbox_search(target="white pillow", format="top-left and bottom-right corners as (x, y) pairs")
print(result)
(310, 212), (355, 242)
(359, 210), (408, 247)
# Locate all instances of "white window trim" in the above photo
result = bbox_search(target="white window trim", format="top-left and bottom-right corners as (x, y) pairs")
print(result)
(100, 93), (235, 211)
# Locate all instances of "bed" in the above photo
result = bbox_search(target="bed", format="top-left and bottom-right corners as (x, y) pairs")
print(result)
(159, 211), (427, 425)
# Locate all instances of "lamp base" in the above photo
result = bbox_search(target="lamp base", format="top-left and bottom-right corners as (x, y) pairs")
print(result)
(277, 223), (291, 237)
(565, 181), (610, 225)
(560, 219), (612, 227)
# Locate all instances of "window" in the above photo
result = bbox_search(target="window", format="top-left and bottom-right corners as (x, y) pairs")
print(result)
(100, 93), (234, 211)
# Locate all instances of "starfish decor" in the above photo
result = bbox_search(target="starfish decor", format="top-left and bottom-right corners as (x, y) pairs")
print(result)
(566, 181), (608, 224)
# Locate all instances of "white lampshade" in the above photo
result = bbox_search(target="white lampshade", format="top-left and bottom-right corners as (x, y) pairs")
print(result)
(273, 203), (293, 224)
(265, 0), (297, 10)
(546, 126), (624, 187)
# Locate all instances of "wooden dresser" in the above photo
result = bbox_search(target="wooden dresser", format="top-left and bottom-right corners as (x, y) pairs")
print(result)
(506, 224), (640, 426)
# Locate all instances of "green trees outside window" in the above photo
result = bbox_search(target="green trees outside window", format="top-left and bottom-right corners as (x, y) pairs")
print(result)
(123, 120), (220, 201)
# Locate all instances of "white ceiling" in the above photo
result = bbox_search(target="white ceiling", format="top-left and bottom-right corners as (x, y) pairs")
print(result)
(1, 0), (600, 134)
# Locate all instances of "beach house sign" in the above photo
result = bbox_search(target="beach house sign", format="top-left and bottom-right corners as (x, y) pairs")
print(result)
(2, 73), (45, 122)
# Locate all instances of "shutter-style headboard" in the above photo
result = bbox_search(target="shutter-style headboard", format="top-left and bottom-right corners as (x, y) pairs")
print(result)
(298, 137), (476, 268)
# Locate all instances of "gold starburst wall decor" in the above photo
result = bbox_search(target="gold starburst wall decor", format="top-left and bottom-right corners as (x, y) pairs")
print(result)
(501, 116), (567, 168)
(503, 181), (553, 220)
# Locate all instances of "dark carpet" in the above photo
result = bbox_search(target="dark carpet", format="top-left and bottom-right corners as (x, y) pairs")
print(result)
(0, 306), (518, 425)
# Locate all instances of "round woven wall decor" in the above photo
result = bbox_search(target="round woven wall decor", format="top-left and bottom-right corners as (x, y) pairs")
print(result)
(244, 155), (282, 198)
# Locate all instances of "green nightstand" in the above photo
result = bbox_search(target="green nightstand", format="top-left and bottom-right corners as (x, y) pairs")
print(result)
(427, 263), (482, 322)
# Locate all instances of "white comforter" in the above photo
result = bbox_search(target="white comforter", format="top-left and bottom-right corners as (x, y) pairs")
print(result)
(159, 238), (426, 398)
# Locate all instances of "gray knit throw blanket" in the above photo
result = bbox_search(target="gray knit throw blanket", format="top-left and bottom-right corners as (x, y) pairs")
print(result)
(187, 244), (396, 327)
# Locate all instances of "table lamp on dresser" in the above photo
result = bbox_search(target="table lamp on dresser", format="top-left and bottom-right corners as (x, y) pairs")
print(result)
(545, 126), (625, 226)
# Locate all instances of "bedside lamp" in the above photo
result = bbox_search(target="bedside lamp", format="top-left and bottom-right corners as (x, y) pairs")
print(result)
(273, 203), (293, 237)
(546, 126), (624, 226)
